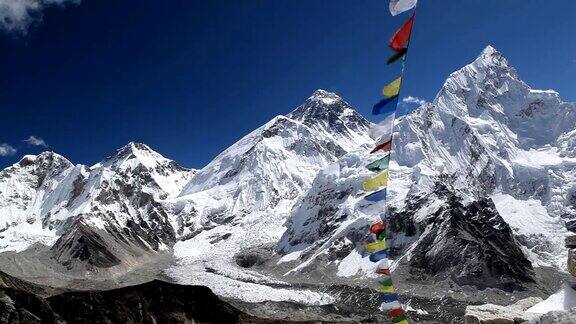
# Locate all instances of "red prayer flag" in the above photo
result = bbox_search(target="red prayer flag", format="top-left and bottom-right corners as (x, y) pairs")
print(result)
(377, 268), (392, 276)
(370, 222), (386, 235)
(389, 15), (415, 52)
(370, 140), (392, 154)
(388, 307), (405, 318)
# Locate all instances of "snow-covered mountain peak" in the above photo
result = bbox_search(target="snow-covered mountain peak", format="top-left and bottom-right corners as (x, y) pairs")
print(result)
(289, 90), (366, 125)
(103, 142), (169, 168)
(287, 90), (373, 152)
(16, 151), (72, 170)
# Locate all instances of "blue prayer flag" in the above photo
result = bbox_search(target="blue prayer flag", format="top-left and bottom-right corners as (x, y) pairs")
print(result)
(379, 293), (399, 303)
(364, 189), (387, 202)
(372, 96), (399, 115)
(369, 249), (388, 262)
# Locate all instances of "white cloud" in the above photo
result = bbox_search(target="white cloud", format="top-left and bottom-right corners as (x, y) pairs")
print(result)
(24, 135), (47, 147)
(0, 0), (79, 34)
(0, 143), (16, 156)
(401, 96), (427, 106)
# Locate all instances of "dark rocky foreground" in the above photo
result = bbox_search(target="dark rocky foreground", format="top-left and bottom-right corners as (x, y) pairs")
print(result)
(0, 270), (346, 324)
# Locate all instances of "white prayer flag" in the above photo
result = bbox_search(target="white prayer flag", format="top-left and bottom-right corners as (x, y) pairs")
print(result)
(389, 0), (417, 16)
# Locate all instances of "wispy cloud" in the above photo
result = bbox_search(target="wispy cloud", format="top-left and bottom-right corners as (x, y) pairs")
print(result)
(0, 0), (80, 34)
(401, 96), (427, 106)
(0, 143), (16, 156)
(24, 135), (47, 147)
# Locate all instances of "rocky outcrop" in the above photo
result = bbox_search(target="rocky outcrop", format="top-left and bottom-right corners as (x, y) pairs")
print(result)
(464, 297), (542, 324)
(389, 184), (535, 290)
(1, 270), (319, 324)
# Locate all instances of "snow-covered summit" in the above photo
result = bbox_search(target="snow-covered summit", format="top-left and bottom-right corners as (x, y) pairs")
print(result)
(389, 45), (575, 273)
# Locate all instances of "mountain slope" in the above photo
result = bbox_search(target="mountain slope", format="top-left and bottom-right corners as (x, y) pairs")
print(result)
(167, 89), (373, 305)
(0, 143), (194, 276)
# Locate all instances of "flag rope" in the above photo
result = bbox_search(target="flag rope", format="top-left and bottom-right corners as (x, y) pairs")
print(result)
(361, 1), (419, 323)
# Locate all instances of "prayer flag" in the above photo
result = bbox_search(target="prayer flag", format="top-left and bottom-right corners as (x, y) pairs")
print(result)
(377, 285), (395, 293)
(379, 277), (394, 287)
(372, 96), (398, 115)
(383, 77), (402, 98)
(387, 48), (407, 65)
(365, 240), (387, 253)
(389, 308), (405, 318)
(370, 112), (395, 144)
(369, 249), (388, 262)
(389, 0), (417, 16)
(366, 155), (390, 173)
(377, 231), (387, 240)
(379, 293), (399, 303)
(378, 259), (391, 270)
(363, 189), (386, 203)
(363, 171), (389, 191)
(370, 140), (392, 154)
(370, 221), (385, 235)
(377, 268), (392, 276)
(380, 301), (402, 311)
(393, 315), (408, 323)
(390, 15), (414, 52)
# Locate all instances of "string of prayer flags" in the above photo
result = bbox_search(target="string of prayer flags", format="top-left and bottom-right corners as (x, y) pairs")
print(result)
(360, 1), (418, 322)
(389, 15), (415, 52)
(383, 77), (402, 98)
(363, 171), (389, 191)
(387, 48), (407, 65)
(389, 0), (418, 16)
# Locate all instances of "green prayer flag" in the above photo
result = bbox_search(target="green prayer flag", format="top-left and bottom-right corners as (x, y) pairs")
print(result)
(366, 154), (390, 173)
(379, 277), (393, 286)
(387, 48), (407, 65)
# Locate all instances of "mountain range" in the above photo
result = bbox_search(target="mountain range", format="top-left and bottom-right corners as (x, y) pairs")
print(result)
(0, 46), (574, 322)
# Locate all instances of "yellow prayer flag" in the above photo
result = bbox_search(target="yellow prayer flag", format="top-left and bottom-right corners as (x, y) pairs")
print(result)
(396, 321), (409, 324)
(365, 240), (387, 253)
(363, 171), (389, 191)
(383, 77), (402, 98)
(376, 285), (396, 293)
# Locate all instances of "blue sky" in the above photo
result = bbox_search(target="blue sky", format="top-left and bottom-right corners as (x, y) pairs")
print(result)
(1, 0), (575, 169)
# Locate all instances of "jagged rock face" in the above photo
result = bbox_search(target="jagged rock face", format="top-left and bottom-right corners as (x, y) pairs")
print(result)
(389, 186), (535, 289)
